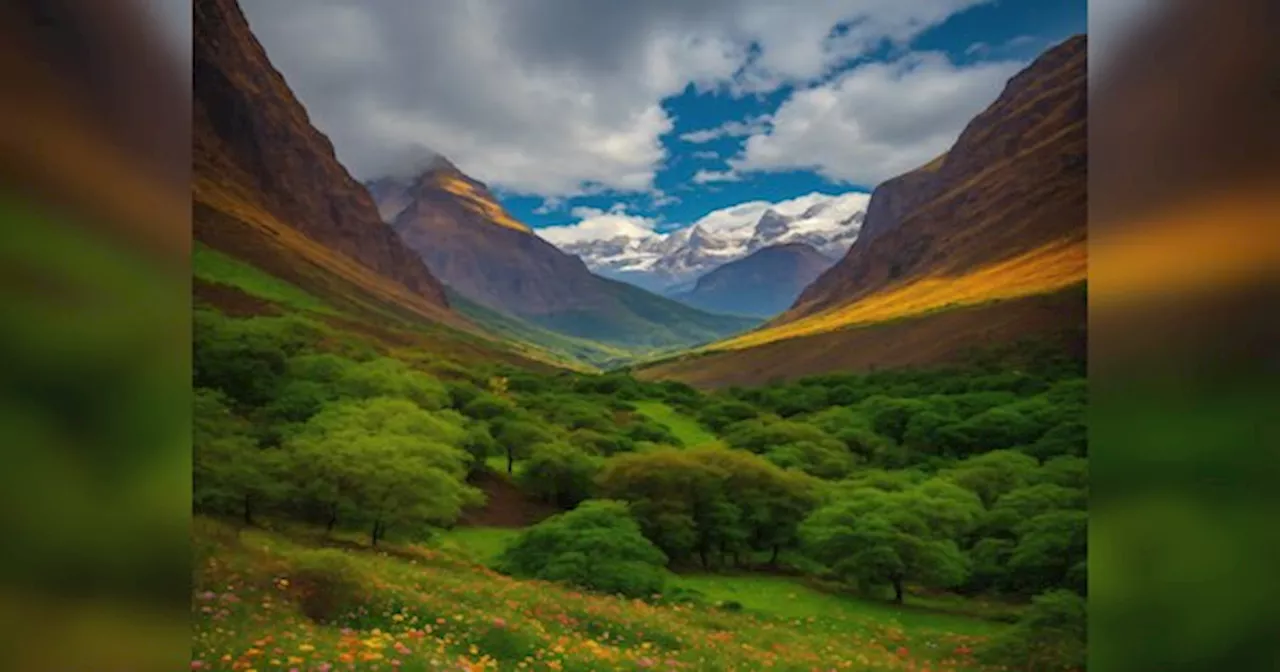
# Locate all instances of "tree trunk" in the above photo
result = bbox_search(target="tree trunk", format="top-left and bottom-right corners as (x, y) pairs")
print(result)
(506, 449), (514, 475)
(325, 507), (338, 534)
(242, 494), (253, 526)
(699, 548), (709, 568)
(892, 577), (905, 604)
(768, 545), (780, 568)
(371, 520), (381, 547)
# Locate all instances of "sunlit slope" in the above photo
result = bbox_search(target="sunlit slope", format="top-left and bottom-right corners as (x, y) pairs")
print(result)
(637, 286), (1085, 389)
(716, 239), (1084, 352)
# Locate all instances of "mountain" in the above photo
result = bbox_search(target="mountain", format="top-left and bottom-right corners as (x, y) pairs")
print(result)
(547, 192), (868, 294)
(787, 35), (1086, 321)
(638, 35), (1088, 387)
(192, 0), (457, 327)
(367, 165), (759, 352)
(671, 243), (836, 318)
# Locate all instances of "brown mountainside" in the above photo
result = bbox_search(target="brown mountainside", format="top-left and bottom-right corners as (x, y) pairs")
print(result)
(192, 0), (453, 324)
(788, 34), (1087, 321)
(368, 165), (607, 317)
(367, 166), (758, 350)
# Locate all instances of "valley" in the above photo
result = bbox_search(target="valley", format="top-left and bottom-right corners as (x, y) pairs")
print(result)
(192, 1), (1089, 670)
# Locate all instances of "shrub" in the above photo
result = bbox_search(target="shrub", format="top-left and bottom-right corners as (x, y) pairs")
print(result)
(979, 590), (1086, 671)
(289, 549), (366, 623)
(497, 500), (668, 598)
(517, 442), (601, 507)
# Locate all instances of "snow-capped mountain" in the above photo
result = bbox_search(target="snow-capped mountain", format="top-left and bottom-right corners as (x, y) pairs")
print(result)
(541, 192), (870, 294)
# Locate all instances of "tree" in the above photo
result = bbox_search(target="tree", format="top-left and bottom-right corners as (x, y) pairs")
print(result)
(286, 397), (478, 542)
(497, 500), (668, 598)
(980, 590), (1086, 671)
(943, 450), (1042, 508)
(697, 399), (758, 432)
(724, 418), (854, 479)
(193, 388), (292, 524)
(518, 442), (601, 507)
(492, 417), (558, 474)
(982, 484), (1086, 540)
(800, 481), (980, 603)
(1008, 510), (1087, 595)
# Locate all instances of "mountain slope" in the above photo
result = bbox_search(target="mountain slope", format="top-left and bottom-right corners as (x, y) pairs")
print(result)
(672, 243), (836, 318)
(192, 0), (457, 328)
(368, 166), (759, 351)
(548, 192), (868, 293)
(638, 35), (1087, 387)
(785, 35), (1087, 324)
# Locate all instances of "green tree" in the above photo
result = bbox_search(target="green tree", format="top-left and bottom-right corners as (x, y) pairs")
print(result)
(497, 500), (668, 598)
(1008, 510), (1088, 595)
(980, 590), (1086, 671)
(193, 388), (292, 524)
(518, 442), (601, 507)
(287, 397), (478, 541)
(800, 481), (980, 603)
(943, 449), (1042, 508)
(492, 417), (558, 474)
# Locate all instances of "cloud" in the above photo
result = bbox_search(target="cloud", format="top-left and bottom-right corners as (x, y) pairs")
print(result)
(679, 114), (772, 143)
(730, 52), (1024, 186)
(691, 168), (742, 184)
(692, 150), (720, 160)
(537, 205), (660, 245)
(239, 0), (991, 198)
(540, 190), (870, 247)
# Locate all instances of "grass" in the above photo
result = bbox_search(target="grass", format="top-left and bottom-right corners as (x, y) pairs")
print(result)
(671, 574), (1004, 637)
(437, 527), (522, 567)
(194, 517), (1005, 671)
(631, 401), (718, 447)
(193, 242), (337, 314)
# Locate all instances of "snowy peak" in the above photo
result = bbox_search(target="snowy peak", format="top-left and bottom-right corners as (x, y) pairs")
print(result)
(539, 191), (870, 294)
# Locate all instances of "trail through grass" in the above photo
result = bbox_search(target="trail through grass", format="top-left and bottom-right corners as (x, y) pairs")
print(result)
(632, 401), (718, 447)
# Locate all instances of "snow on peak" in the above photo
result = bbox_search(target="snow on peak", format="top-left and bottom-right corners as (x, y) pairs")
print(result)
(536, 191), (870, 293)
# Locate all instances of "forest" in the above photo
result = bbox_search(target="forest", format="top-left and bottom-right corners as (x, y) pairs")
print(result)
(194, 307), (1086, 670)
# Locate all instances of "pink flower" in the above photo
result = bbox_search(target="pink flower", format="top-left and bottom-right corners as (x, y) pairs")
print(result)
(191, 661), (204, 670)
(492, 618), (507, 628)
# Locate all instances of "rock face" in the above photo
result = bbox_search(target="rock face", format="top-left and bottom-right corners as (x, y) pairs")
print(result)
(789, 34), (1087, 321)
(192, 0), (449, 316)
(672, 243), (836, 318)
(368, 165), (759, 349)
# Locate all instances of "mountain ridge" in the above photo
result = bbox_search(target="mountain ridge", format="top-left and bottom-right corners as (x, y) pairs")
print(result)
(547, 192), (869, 294)
(671, 242), (836, 318)
(192, 0), (456, 326)
(368, 165), (760, 352)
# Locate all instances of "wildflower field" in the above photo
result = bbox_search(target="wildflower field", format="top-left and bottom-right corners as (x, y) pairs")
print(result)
(193, 518), (1007, 672)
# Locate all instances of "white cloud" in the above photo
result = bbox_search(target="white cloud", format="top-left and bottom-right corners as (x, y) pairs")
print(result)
(731, 52), (1024, 186)
(239, 0), (992, 198)
(538, 206), (660, 245)
(679, 114), (772, 143)
(692, 150), (720, 160)
(692, 168), (742, 184)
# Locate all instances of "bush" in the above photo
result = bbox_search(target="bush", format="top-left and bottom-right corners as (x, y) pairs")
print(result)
(979, 590), (1086, 671)
(517, 442), (601, 507)
(289, 549), (367, 623)
(497, 500), (668, 598)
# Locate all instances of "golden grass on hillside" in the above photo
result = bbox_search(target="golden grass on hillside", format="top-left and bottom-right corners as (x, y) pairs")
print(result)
(714, 239), (1086, 352)
(437, 174), (532, 233)
(193, 176), (465, 329)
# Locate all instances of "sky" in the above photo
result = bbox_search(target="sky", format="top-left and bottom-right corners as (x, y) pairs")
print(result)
(237, 0), (1087, 243)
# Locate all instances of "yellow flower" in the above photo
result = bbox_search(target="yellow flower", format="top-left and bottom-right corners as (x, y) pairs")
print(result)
(297, 645), (315, 653)
(392, 614), (405, 622)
